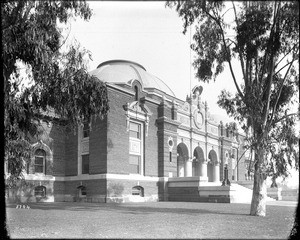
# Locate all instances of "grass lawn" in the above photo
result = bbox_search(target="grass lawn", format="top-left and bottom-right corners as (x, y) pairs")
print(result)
(5, 201), (297, 239)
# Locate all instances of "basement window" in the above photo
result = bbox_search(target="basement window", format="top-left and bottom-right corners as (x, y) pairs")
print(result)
(77, 185), (87, 197)
(132, 186), (144, 197)
(35, 186), (46, 198)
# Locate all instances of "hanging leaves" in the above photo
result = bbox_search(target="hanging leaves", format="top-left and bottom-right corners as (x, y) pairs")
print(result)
(3, 1), (109, 184)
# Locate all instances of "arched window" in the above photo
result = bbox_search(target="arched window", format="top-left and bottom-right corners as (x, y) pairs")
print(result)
(134, 86), (139, 101)
(35, 186), (46, 198)
(34, 149), (46, 173)
(132, 186), (144, 197)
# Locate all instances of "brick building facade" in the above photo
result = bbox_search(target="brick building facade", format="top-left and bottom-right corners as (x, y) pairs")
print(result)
(6, 60), (249, 203)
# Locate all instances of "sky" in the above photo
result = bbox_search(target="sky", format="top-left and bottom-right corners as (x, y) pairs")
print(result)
(64, 1), (241, 121)
(66, 1), (299, 185)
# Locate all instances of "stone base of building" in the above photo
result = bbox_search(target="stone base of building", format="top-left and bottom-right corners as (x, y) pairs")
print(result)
(7, 175), (281, 204)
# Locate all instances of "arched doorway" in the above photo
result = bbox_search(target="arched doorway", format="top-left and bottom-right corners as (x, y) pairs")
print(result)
(208, 150), (219, 182)
(193, 147), (204, 176)
(177, 143), (189, 177)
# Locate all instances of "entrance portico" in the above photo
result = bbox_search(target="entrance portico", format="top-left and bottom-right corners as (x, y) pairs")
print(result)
(176, 144), (220, 183)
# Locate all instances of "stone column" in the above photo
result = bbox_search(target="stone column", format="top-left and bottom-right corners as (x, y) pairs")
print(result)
(177, 156), (185, 177)
(213, 163), (220, 182)
(200, 161), (208, 178)
(185, 159), (193, 177)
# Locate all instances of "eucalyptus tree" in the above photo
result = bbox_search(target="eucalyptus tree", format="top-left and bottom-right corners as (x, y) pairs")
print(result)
(167, 0), (299, 216)
(3, 1), (109, 186)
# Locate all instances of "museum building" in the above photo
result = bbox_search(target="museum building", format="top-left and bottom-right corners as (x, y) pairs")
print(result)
(6, 60), (249, 203)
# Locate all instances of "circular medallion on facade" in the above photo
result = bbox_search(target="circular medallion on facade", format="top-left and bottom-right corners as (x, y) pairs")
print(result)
(194, 111), (204, 129)
(168, 136), (174, 152)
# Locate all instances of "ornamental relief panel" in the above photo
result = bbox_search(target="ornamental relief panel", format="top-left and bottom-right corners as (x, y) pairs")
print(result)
(178, 102), (190, 113)
(191, 133), (205, 142)
(207, 124), (218, 136)
(129, 140), (141, 155)
(207, 137), (219, 146)
(177, 129), (190, 139)
(81, 140), (89, 154)
(177, 113), (190, 126)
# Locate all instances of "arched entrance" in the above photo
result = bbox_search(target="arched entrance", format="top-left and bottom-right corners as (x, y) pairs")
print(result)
(193, 147), (204, 176)
(207, 150), (219, 182)
(177, 143), (189, 177)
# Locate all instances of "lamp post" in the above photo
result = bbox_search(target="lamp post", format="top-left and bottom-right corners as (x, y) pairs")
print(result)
(222, 158), (231, 186)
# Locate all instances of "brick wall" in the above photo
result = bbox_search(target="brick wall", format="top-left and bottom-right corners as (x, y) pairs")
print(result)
(64, 127), (78, 176)
(49, 123), (66, 176)
(157, 110), (179, 178)
(106, 179), (158, 198)
(89, 116), (108, 174)
(144, 101), (159, 177)
(106, 88), (132, 174)
(157, 133), (178, 177)
(63, 179), (107, 199)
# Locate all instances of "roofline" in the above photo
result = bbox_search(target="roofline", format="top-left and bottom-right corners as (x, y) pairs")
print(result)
(97, 60), (146, 71)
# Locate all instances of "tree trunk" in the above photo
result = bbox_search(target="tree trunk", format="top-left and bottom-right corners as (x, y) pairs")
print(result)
(250, 148), (267, 216)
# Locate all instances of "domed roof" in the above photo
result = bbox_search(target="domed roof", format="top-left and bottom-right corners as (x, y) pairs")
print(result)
(89, 60), (175, 97)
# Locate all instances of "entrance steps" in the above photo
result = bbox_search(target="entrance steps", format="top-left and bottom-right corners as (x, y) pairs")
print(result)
(166, 178), (277, 203)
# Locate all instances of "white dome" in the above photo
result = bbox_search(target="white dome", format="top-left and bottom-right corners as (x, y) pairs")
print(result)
(89, 60), (175, 97)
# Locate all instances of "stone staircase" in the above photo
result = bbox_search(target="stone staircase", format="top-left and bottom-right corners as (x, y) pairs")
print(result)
(230, 183), (276, 203)
(166, 178), (277, 204)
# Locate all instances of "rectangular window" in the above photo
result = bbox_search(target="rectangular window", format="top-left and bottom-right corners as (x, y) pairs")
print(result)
(129, 155), (140, 174)
(129, 122), (140, 139)
(82, 154), (89, 174)
(129, 121), (143, 175)
(34, 157), (44, 173)
(83, 123), (90, 138)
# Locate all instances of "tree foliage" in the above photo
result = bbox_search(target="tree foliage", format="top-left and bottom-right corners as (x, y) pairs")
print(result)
(3, 1), (109, 186)
(167, 0), (299, 216)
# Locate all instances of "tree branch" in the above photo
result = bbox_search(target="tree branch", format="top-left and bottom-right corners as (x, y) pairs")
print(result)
(262, 52), (275, 129)
(272, 113), (298, 125)
(232, 1), (247, 88)
(275, 48), (299, 76)
(225, 38), (237, 46)
(262, 2), (282, 130)
(269, 56), (297, 123)
(259, 1), (281, 91)
(275, 44), (298, 70)
(237, 149), (247, 164)
(202, 5), (244, 99)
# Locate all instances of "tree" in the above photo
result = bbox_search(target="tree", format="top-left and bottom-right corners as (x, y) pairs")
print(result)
(2, 1), (109, 187)
(167, 1), (299, 216)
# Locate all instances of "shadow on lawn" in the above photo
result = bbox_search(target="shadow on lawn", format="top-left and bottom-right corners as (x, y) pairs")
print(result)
(6, 202), (250, 216)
